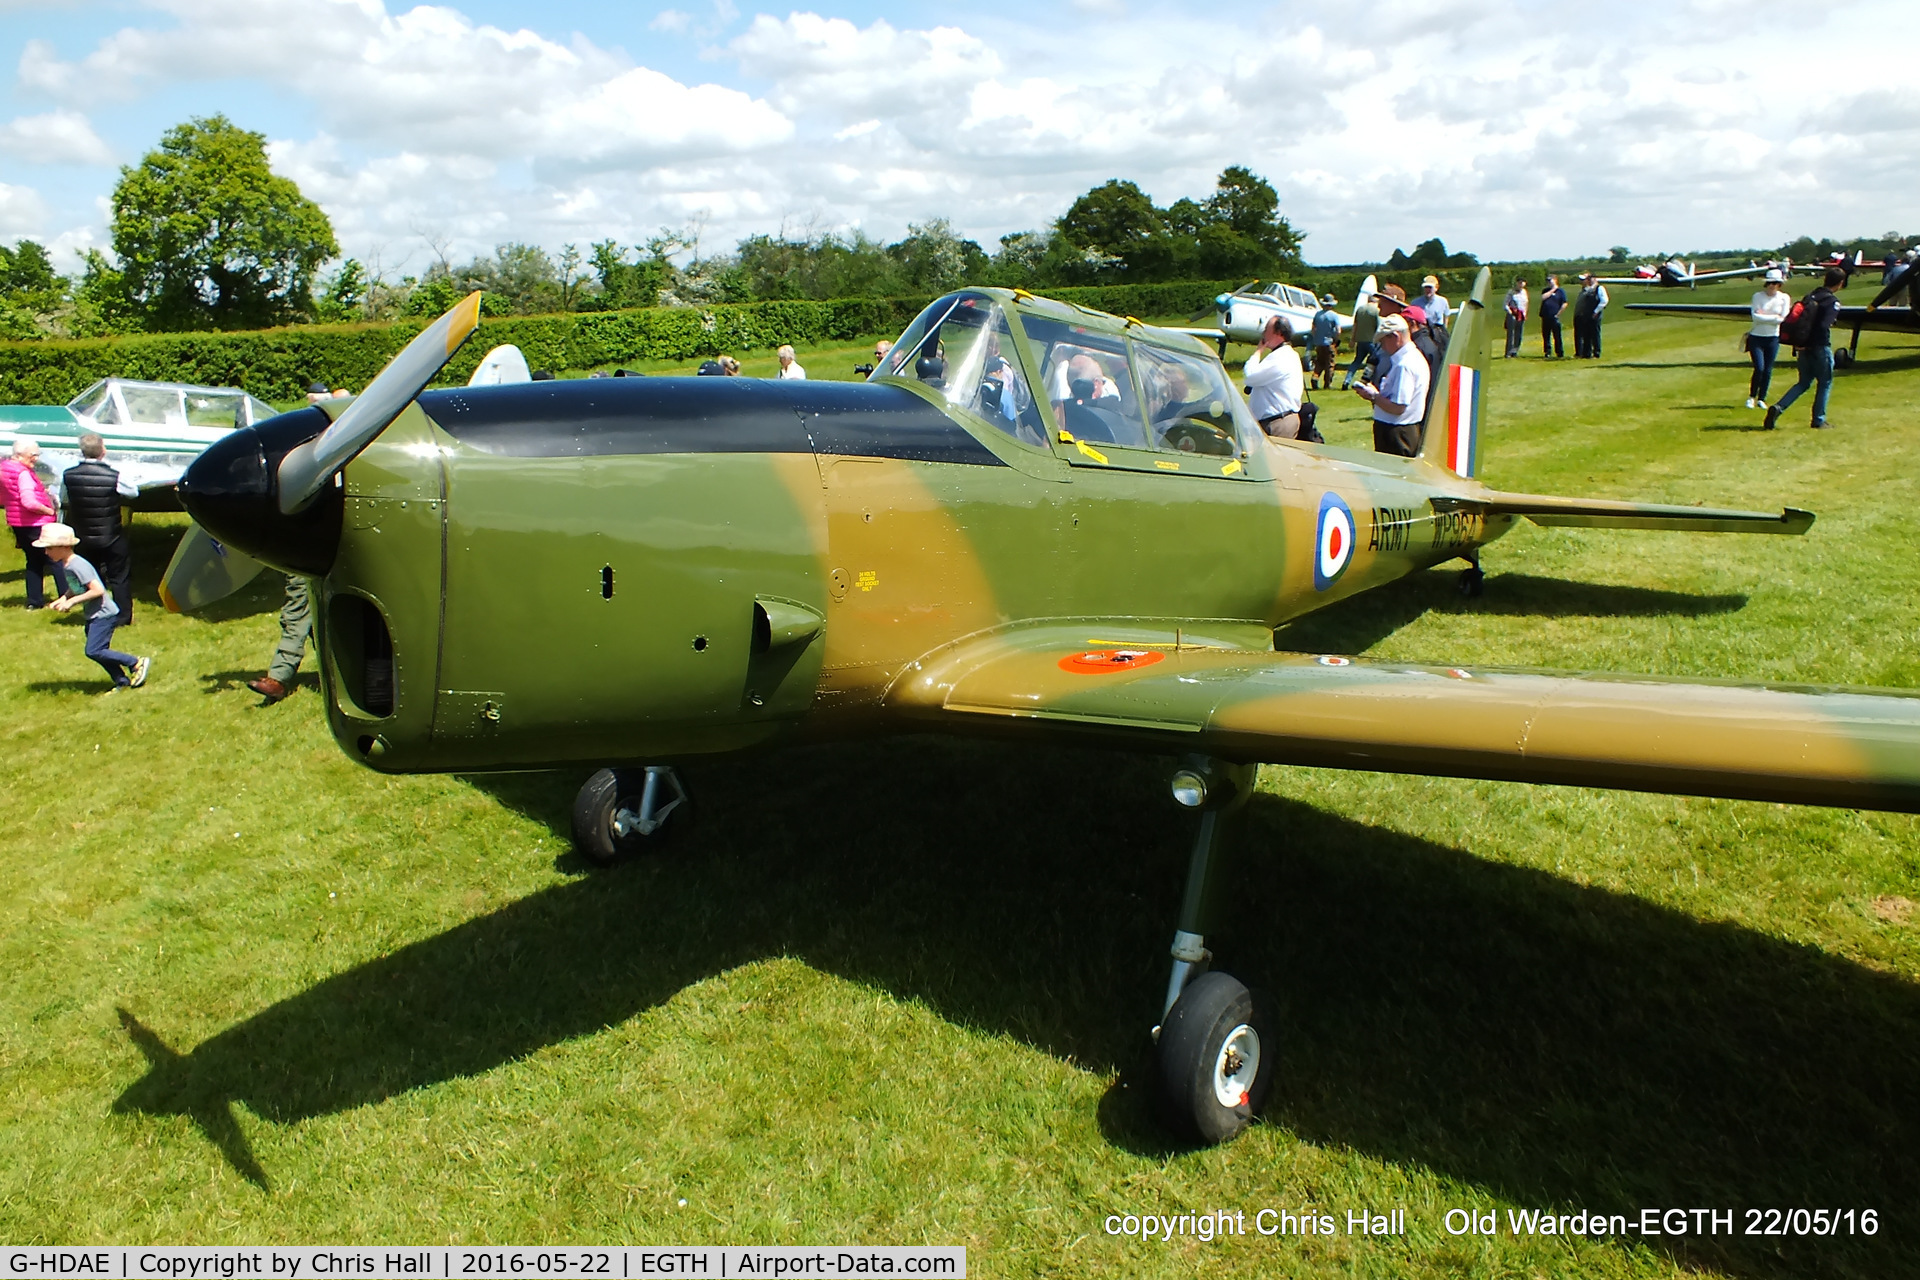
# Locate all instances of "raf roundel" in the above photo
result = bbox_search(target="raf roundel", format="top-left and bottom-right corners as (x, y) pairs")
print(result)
(1313, 492), (1356, 591)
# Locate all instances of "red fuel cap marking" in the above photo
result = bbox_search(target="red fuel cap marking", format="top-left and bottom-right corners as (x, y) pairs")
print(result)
(1059, 649), (1167, 674)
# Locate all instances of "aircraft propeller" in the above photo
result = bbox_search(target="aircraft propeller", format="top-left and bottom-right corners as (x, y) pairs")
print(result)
(159, 291), (485, 611)
(157, 523), (265, 614)
(1186, 279), (1260, 322)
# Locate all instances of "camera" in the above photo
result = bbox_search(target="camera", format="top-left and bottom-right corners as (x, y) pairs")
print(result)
(854, 363), (875, 376)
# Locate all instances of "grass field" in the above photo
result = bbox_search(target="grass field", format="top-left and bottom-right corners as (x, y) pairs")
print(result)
(2, 280), (1917, 1277)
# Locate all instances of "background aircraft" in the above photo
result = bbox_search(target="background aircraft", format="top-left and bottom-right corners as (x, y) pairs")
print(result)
(1174, 275), (1377, 355)
(1629, 259), (1919, 367)
(0, 378), (277, 507)
(158, 271), (1920, 1146)
(1595, 258), (1770, 288)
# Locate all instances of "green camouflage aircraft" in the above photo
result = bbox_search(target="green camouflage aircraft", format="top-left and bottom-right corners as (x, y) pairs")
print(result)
(159, 267), (1920, 1144)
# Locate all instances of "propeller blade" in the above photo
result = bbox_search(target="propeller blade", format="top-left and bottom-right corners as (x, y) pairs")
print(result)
(1868, 259), (1918, 311)
(157, 521), (265, 614)
(277, 291), (483, 512)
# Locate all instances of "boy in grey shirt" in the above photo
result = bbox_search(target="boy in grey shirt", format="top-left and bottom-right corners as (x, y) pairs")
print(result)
(38, 523), (150, 692)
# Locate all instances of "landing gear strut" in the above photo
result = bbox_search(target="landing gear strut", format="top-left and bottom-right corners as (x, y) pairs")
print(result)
(1154, 755), (1277, 1143)
(572, 765), (691, 864)
(1459, 551), (1485, 598)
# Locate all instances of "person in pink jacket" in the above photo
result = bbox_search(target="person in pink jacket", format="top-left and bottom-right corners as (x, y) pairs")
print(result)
(4, 438), (69, 608)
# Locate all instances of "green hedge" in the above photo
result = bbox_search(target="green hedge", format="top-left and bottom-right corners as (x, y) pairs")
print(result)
(0, 296), (938, 405)
(0, 278), (1272, 404)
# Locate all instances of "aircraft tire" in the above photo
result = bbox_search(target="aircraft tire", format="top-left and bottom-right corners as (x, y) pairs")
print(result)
(1459, 566), (1486, 598)
(1156, 971), (1276, 1144)
(571, 767), (687, 865)
(1834, 348), (1854, 369)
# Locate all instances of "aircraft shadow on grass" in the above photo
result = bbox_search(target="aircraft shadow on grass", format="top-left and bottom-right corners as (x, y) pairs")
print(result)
(113, 734), (1916, 1279)
(1273, 568), (1747, 658)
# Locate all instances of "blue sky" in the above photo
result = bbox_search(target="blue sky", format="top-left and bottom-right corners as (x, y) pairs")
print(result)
(1, 0), (1913, 277)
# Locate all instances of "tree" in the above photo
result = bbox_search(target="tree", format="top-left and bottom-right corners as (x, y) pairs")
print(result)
(1204, 166), (1301, 263)
(1048, 168), (1302, 284)
(315, 258), (367, 323)
(110, 115), (338, 330)
(888, 219), (987, 293)
(1058, 179), (1165, 272)
(1608, 246), (1631, 263)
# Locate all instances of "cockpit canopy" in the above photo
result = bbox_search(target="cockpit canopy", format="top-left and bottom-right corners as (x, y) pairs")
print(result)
(67, 378), (277, 432)
(875, 290), (1257, 458)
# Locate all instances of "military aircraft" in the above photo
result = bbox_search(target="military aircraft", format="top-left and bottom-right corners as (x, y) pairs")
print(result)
(158, 268), (1920, 1146)
(1175, 275), (1377, 356)
(1628, 259), (1920, 368)
(1594, 258), (1770, 288)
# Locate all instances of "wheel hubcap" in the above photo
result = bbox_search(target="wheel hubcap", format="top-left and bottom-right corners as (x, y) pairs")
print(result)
(1212, 1023), (1261, 1108)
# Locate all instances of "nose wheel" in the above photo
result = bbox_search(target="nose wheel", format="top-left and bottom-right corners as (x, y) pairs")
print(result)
(572, 765), (691, 864)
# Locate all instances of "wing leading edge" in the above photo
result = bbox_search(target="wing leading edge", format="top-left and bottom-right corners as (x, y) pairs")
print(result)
(888, 623), (1920, 812)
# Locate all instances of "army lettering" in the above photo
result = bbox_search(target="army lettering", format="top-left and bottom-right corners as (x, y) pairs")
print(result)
(1368, 506), (1419, 553)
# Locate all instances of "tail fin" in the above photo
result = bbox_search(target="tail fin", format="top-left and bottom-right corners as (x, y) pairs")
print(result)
(1420, 265), (1492, 478)
(1353, 273), (1377, 317)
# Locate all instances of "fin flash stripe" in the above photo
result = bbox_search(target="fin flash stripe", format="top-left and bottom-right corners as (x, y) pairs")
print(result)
(1445, 365), (1480, 478)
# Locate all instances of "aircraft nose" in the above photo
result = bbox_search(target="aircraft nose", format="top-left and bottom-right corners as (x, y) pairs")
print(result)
(178, 408), (343, 575)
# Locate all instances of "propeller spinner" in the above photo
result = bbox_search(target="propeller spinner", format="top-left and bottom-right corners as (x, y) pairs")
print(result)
(167, 292), (483, 596)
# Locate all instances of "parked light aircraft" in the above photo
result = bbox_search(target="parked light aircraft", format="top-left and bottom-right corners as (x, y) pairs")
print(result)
(157, 270), (1920, 1145)
(1175, 276), (1377, 356)
(0, 378), (277, 507)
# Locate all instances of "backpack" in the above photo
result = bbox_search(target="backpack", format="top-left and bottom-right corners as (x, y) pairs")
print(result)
(1778, 294), (1815, 347)
(1296, 390), (1323, 444)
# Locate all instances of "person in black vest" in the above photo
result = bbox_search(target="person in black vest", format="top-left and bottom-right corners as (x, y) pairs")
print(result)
(1572, 273), (1609, 358)
(60, 432), (137, 623)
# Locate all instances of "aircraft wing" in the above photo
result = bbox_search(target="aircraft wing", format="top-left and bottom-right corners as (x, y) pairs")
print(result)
(887, 623), (1920, 812)
(1689, 265), (1766, 283)
(1627, 302), (1917, 335)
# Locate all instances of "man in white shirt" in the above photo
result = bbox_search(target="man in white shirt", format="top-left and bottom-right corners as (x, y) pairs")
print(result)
(1242, 316), (1304, 438)
(1420, 275), (1451, 329)
(775, 345), (807, 380)
(1354, 314), (1429, 457)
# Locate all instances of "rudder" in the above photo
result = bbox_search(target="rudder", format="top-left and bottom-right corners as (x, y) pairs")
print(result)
(1421, 265), (1493, 478)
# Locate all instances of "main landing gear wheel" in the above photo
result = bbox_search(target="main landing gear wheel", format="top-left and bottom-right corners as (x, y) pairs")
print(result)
(1459, 565), (1485, 597)
(571, 766), (691, 865)
(1157, 970), (1277, 1144)
(1834, 347), (1855, 369)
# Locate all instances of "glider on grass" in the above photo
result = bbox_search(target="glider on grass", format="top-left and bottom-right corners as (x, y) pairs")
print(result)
(1631, 255), (1920, 368)
(158, 268), (1920, 1145)
(1594, 258), (1774, 289)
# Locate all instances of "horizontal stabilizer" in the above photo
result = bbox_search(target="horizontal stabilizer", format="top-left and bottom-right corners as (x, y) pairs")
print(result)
(889, 623), (1920, 812)
(1443, 491), (1814, 534)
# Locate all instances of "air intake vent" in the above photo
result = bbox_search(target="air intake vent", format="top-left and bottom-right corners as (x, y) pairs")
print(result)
(329, 593), (396, 719)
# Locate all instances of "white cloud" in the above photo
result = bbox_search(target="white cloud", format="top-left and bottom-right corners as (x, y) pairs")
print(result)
(0, 183), (49, 238)
(0, 110), (114, 166)
(8, 0), (1915, 269)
